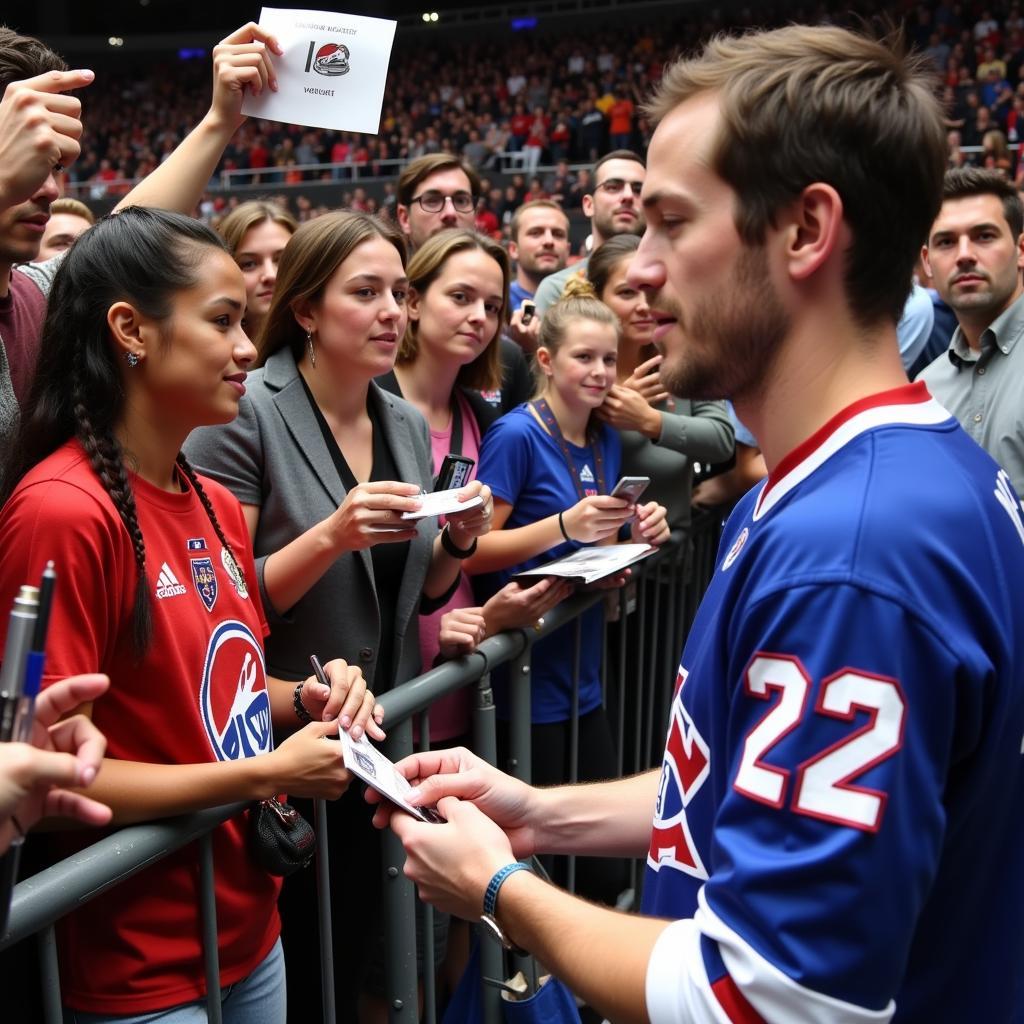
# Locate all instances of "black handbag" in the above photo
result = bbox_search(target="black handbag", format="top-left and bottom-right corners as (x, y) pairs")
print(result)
(247, 796), (316, 876)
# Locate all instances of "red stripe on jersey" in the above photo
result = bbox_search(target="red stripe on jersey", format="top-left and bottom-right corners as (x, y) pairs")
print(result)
(711, 973), (766, 1024)
(765, 381), (929, 492)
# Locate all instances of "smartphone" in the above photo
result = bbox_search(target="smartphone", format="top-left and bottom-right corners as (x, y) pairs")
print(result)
(434, 453), (475, 491)
(520, 299), (536, 326)
(610, 476), (650, 503)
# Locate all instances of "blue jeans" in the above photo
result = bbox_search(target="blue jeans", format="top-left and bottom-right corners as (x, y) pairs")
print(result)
(64, 938), (286, 1024)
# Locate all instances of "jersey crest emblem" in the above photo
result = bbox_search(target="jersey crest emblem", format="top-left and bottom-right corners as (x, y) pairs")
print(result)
(648, 667), (710, 879)
(200, 620), (271, 761)
(722, 527), (749, 571)
(191, 554), (218, 612)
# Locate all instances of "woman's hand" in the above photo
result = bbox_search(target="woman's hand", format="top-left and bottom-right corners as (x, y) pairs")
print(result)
(562, 495), (633, 544)
(438, 607), (488, 659)
(482, 578), (573, 634)
(445, 481), (493, 549)
(208, 23), (284, 132)
(295, 659), (385, 741)
(596, 355), (668, 437)
(326, 481), (423, 551)
(269, 719), (351, 801)
(631, 501), (670, 546)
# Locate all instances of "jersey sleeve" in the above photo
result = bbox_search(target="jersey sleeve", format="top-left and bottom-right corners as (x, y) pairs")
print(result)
(0, 478), (132, 686)
(649, 581), (970, 1023)
(478, 413), (532, 508)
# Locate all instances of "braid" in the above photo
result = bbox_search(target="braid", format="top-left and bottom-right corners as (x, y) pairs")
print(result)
(72, 395), (153, 658)
(176, 454), (248, 593)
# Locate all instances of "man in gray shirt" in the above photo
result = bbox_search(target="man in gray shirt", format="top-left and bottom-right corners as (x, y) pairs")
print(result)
(918, 167), (1024, 496)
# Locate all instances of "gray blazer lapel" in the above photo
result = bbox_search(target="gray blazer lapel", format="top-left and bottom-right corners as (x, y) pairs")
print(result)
(266, 349), (376, 588)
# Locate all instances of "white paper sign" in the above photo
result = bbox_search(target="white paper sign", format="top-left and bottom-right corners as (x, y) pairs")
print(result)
(241, 7), (397, 134)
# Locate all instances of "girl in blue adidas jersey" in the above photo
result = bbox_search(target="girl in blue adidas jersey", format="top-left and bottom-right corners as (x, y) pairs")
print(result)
(465, 288), (669, 901)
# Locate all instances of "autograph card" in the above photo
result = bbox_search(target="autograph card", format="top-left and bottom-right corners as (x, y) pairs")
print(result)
(400, 489), (483, 521)
(338, 728), (442, 823)
(241, 8), (397, 133)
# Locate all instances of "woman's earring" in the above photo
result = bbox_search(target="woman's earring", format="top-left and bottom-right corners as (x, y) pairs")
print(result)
(126, 351), (140, 368)
(306, 329), (317, 368)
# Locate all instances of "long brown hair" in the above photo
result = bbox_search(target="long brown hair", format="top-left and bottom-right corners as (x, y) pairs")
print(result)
(258, 212), (407, 364)
(397, 229), (507, 392)
(216, 200), (297, 257)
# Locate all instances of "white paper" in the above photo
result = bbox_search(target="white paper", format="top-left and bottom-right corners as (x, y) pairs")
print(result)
(401, 489), (483, 521)
(338, 728), (442, 823)
(241, 8), (397, 134)
(513, 544), (656, 585)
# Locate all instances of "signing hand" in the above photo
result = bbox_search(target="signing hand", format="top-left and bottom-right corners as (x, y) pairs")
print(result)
(368, 746), (539, 858)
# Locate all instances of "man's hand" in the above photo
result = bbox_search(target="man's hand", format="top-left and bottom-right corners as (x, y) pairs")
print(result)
(0, 673), (111, 852)
(391, 795), (516, 920)
(0, 69), (94, 209)
(297, 659), (385, 741)
(368, 746), (539, 857)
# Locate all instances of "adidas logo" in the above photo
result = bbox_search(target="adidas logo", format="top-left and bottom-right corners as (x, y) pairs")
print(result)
(580, 465), (595, 483)
(155, 562), (188, 599)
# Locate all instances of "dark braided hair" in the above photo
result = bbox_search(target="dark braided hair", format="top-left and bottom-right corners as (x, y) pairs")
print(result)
(2, 207), (239, 657)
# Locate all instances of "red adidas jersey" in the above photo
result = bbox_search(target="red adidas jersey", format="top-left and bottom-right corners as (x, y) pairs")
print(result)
(0, 440), (279, 1014)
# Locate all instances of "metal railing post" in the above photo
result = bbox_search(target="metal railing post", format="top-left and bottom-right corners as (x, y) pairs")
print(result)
(508, 643), (533, 783)
(198, 832), (222, 1024)
(383, 717), (419, 1022)
(38, 924), (61, 1024)
(314, 797), (336, 1024)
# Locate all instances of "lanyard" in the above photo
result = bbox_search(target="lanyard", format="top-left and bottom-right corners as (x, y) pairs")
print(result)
(530, 398), (606, 501)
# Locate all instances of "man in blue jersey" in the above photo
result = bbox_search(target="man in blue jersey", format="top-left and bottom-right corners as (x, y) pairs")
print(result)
(376, 24), (1024, 1024)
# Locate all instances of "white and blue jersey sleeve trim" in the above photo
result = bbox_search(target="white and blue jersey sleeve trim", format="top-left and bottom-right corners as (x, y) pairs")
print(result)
(645, 889), (895, 1024)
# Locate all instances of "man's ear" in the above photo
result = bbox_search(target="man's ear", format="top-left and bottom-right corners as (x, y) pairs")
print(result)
(582, 193), (595, 219)
(508, 240), (520, 263)
(396, 203), (411, 237)
(106, 301), (151, 365)
(782, 183), (844, 282)
(1016, 230), (1024, 272)
(921, 243), (934, 282)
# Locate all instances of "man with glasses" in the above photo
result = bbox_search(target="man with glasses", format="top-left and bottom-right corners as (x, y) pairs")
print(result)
(534, 148), (646, 314)
(396, 153), (480, 249)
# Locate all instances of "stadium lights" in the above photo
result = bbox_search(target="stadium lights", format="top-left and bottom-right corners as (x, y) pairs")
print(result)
(422, 11), (439, 22)
(108, 37), (124, 47)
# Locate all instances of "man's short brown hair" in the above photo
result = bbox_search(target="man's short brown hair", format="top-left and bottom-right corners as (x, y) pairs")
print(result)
(645, 25), (946, 327)
(941, 166), (1024, 240)
(397, 154), (481, 208)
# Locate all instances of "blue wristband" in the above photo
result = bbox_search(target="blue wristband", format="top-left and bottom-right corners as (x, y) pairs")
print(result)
(483, 861), (532, 917)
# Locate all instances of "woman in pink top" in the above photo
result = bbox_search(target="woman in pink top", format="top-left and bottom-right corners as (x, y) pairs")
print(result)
(378, 229), (570, 743)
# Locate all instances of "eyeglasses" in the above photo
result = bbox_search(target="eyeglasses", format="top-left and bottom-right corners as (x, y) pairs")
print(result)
(594, 178), (644, 197)
(409, 190), (476, 213)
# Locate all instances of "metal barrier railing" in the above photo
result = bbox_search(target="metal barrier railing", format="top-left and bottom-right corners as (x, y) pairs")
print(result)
(0, 511), (723, 1023)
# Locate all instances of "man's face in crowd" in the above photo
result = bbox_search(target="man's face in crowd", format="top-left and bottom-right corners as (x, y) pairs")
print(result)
(628, 94), (789, 402)
(0, 172), (60, 268)
(397, 166), (476, 248)
(35, 211), (92, 262)
(511, 206), (570, 280)
(584, 157), (646, 240)
(924, 193), (1024, 323)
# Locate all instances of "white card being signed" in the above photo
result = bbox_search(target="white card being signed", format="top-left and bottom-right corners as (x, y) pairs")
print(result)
(338, 728), (442, 823)
(401, 489), (483, 521)
(240, 8), (397, 134)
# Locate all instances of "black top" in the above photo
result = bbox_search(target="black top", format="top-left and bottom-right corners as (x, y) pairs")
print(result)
(301, 377), (410, 691)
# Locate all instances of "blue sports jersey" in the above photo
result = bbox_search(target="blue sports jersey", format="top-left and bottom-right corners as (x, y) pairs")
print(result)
(641, 383), (1024, 1023)
(477, 404), (621, 723)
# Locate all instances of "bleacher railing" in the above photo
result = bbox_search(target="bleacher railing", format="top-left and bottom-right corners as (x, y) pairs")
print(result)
(0, 511), (723, 1024)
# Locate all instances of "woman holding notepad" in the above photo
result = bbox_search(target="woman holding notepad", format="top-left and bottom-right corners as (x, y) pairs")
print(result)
(463, 288), (669, 904)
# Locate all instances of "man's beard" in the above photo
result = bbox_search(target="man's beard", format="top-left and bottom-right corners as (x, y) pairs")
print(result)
(659, 243), (790, 403)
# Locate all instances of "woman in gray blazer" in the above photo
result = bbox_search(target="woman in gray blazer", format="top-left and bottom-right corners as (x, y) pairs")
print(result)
(185, 211), (492, 1023)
